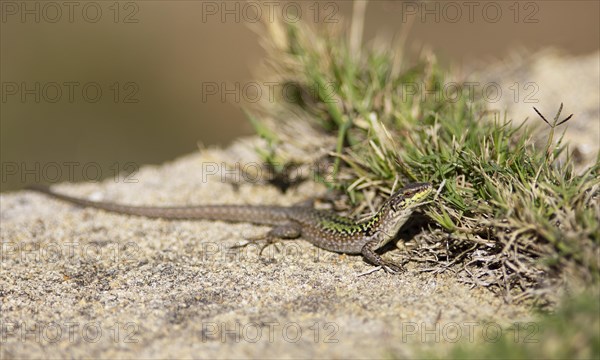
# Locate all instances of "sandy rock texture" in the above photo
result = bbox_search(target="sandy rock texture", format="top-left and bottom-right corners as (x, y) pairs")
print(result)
(1, 139), (533, 359)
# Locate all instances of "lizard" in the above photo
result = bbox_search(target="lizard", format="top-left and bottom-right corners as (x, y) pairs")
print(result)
(27, 182), (433, 273)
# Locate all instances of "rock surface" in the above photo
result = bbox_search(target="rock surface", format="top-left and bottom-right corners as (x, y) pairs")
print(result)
(1, 139), (532, 358)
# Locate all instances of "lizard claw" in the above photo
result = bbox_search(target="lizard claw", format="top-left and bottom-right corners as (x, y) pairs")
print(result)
(356, 261), (404, 277)
(231, 233), (281, 256)
(381, 258), (407, 274)
(382, 262), (403, 274)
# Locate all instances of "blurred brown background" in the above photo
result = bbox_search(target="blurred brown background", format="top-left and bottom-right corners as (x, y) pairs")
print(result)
(1, 0), (599, 191)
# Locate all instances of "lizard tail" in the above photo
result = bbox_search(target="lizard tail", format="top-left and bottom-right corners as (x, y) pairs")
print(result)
(26, 184), (289, 224)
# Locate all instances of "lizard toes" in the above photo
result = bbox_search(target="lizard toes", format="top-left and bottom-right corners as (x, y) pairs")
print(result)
(382, 262), (403, 274)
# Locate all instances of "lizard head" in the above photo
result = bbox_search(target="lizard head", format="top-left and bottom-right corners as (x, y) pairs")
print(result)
(376, 182), (433, 235)
(387, 182), (433, 214)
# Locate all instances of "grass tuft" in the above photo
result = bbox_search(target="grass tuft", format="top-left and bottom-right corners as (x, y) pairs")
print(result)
(246, 15), (599, 302)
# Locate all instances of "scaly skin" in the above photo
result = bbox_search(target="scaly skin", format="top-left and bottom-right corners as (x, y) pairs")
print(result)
(28, 182), (433, 273)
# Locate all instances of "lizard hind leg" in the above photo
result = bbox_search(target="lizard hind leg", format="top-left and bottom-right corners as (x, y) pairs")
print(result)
(231, 222), (302, 256)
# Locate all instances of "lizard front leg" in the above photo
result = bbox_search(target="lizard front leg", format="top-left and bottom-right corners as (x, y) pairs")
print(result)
(361, 238), (403, 274)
